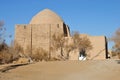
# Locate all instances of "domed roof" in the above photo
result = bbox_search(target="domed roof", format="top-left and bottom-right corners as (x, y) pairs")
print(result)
(30, 9), (64, 24)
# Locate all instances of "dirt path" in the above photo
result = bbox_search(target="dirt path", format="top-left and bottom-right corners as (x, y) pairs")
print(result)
(0, 60), (120, 80)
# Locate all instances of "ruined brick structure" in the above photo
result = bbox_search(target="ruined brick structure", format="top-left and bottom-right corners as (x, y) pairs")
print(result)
(15, 9), (70, 54)
(15, 9), (108, 60)
(69, 35), (108, 60)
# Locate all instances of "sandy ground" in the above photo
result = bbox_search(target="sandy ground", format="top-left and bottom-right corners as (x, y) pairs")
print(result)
(0, 60), (120, 80)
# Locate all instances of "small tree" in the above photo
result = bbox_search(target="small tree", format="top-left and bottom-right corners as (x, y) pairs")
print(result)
(51, 34), (66, 57)
(51, 32), (92, 60)
(65, 32), (92, 59)
(0, 21), (5, 44)
(111, 28), (120, 59)
(0, 21), (19, 64)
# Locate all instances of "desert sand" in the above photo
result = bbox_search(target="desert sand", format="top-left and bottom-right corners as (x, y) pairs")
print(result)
(0, 60), (120, 80)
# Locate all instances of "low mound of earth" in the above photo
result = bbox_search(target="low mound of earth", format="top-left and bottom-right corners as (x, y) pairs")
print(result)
(0, 60), (120, 80)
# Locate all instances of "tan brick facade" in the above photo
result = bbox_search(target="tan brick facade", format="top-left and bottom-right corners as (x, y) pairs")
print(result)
(14, 9), (108, 60)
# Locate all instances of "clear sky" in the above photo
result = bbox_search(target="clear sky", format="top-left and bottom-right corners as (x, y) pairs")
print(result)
(0, 0), (120, 49)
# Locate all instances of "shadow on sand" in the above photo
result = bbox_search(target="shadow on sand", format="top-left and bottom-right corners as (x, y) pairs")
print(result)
(116, 60), (120, 64)
(0, 63), (29, 73)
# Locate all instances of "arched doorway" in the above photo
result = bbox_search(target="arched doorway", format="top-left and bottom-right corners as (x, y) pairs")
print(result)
(79, 49), (86, 60)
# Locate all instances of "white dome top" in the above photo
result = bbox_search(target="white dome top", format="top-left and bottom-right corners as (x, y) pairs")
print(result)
(30, 9), (64, 24)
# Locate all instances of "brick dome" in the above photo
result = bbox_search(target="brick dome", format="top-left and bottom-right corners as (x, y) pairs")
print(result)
(30, 9), (64, 24)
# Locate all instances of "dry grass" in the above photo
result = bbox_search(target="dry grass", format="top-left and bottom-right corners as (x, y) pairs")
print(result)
(0, 44), (19, 64)
(30, 48), (49, 62)
(111, 51), (117, 57)
(14, 42), (23, 54)
(0, 51), (13, 64)
(111, 51), (120, 59)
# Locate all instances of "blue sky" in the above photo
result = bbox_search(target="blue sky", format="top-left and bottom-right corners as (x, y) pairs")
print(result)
(0, 0), (120, 49)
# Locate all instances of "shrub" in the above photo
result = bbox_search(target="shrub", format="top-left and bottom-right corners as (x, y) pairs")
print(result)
(0, 21), (19, 64)
(111, 51), (117, 57)
(49, 57), (61, 61)
(111, 28), (120, 59)
(30, 48), (49, 62)
(14, 42), (23, 54)
(118, 53), (120, 59)
(0, 50), (13, 64)
(0, 43), (20, 64)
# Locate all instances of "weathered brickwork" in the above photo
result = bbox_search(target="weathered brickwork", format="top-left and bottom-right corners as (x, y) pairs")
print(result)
(15, 9), (108, 60)
(15, 23), (69, 53)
